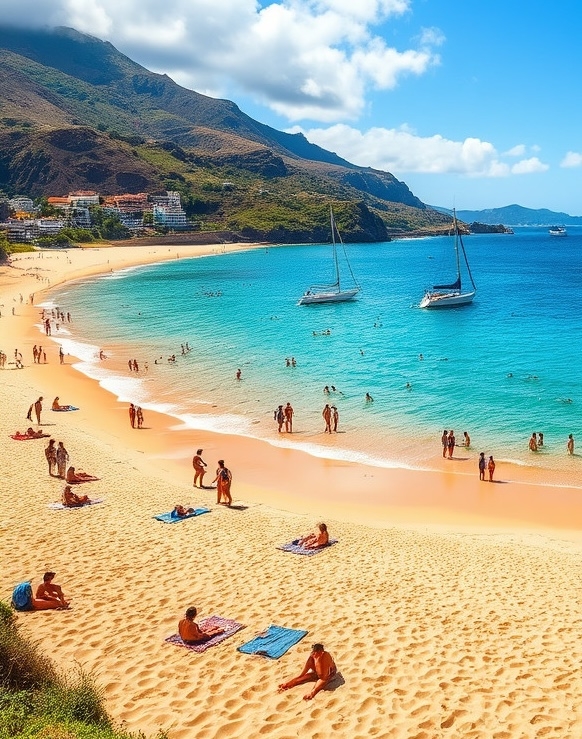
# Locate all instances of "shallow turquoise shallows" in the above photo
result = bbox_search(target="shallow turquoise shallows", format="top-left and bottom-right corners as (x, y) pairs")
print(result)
(50, 227), (582, 484)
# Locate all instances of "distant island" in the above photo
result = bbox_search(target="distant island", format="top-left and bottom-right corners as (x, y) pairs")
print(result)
(433, 204), (582, 227)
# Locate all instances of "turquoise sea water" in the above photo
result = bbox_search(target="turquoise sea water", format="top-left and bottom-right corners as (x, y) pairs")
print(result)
(49, 227), (582, 485)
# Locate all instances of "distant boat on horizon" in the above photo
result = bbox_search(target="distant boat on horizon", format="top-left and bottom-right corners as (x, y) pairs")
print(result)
(419, 210), (477, 309)
(297, 206), (361, 305)
(549, 226), (567, 236)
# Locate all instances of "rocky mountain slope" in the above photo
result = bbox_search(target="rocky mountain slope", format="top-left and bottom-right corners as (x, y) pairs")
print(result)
(0, 25), (452, 241)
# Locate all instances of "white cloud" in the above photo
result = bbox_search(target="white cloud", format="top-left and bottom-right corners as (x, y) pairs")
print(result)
(292, 123), (550, 178)
(560, 151), (582, 168)
(510, 157), (549, 175)
(504, 144), (526, 157)
(0, 0), (440, 123)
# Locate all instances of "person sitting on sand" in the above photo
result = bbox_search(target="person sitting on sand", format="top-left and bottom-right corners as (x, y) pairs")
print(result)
(62, 485), (90, 507)
(52, 397), (65, 410)
(298, 523), (329, 549)
(178, 607), (225, 644)
(278, 643), (337, 700)
(66, 466), (99, 484)
(33, 571), (69, 610)
(172, 504), (195, 518)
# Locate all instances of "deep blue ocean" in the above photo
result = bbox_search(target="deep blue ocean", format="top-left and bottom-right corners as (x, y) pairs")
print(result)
(49, 227), (582, 485)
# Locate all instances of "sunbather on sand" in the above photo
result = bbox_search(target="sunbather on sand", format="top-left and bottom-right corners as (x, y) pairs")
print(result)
(298, 523), (329, 549)
(33, 571), (69, 610)
(178, 607), (225, 643)
(26, 427), (47, 438)
(278, 643), (337, 700)
(172, 504), (195, 517)
(62, 485), (90, 507)
(66, 466), (99, 484)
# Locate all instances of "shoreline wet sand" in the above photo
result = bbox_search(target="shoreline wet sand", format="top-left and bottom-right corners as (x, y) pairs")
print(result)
(2, 243), (582, 738)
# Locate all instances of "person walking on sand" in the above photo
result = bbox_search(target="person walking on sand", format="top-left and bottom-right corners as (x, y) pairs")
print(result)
(567, 434), (574, 455)
(478, 452), (486, 481)
(213, 459), (232, 506)
(441, 430), (448, 457)
(45, 438), (57, 476)
(488, 455), (496, 482)
(193, 449), (207, 488)
(129, 403), (136, 428)
(56, 441), (69, 479)
(529, 432), (538, 452)
(278, 643), (337, 701)
(447, 430), (455, 459)
(322, 404), (332, 433)
(284, 402), (294, 433)
(34, 396), (43, 424)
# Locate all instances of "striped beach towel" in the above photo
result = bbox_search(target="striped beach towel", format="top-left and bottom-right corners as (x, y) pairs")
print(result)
(276, 539), (338, 556)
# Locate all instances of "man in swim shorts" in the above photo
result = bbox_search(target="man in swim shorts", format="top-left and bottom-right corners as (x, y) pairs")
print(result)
(192, 449), (207, 487)
(278, 643), (337, 700)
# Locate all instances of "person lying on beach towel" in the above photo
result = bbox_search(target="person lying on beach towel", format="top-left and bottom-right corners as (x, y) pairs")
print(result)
(11, 428), (49, 440)
(278, 643), (337, 700)
(178, 607), (225, 644)
(297, 522), (329, 549)
(51, 397), (78, 411)
(172, 504), (195, 518)
(62, 485), (91, 507)
(66, 466), (99, 484)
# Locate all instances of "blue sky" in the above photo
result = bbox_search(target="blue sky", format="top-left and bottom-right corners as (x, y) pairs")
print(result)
(4, 0), (581, 213)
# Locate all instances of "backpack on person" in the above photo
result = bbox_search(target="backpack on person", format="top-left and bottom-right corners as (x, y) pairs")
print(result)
(11, 581), (33, 611)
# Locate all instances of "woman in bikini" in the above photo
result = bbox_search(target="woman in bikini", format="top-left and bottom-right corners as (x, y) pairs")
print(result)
(212, 460), (232, 505)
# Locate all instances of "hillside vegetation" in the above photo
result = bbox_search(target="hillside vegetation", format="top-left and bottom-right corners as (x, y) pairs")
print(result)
(0, 25), (453, 241)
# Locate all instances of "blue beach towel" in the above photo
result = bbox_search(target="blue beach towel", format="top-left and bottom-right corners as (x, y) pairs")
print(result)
(277, 539), (338, 556)
(154, 508), (210, 523)
(50, 406), (79, 412)
(238, 625), (308, 659)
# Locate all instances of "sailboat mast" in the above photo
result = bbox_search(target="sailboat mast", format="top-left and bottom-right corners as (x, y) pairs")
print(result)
(453, 210), (461, 286)
(331, 206), (341, 289)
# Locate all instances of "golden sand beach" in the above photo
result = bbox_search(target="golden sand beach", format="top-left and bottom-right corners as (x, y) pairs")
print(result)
(2, 244), (582, 739)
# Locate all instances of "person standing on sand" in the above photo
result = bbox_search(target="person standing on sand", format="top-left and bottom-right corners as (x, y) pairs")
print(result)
(45, 439), (57, 477)
(59, 346), (64, 364)
(34, 397), (43, 424)
(278, 643), (337, 701)
(193, 449), (207, 488)
(447, 430), (455, 459)
(331, 405), (339, 432)
(478, 452), (486, 481)
(129, 403), (136, 428)
(284, 402), (294, 433)
(488, 455), (496, 482)
(567, 434), (574, 455)
(529, 433), (538, 452)
(441, 430), (448, 457)
(322, 404), (332, 433)
(274, 405), (285, 432)
(56, 441), (69, 479)
(213, 460), (232, 506)
(136, 406), (144, 429)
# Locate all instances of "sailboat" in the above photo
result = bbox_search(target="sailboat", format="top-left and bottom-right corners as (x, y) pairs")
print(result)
(419, 211), (477, 309)
(298, 207), (360, 305)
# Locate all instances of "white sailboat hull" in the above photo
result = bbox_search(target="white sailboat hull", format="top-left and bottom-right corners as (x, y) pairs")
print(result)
(419, 289), (475, 309)
(298, 287), (360, 305)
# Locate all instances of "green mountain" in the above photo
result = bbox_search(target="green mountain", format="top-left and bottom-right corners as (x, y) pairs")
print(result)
(0, 25), (452, 241)
(452, 205), (582, 227)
